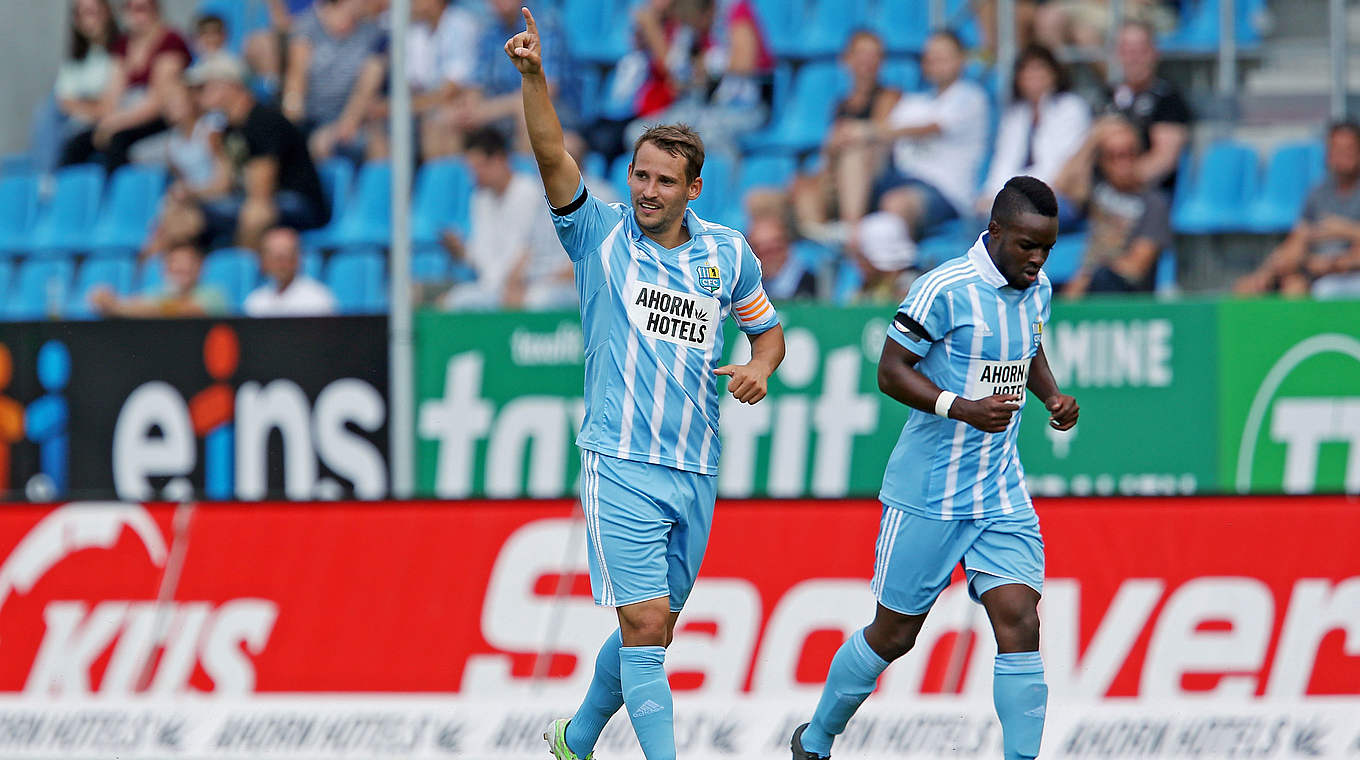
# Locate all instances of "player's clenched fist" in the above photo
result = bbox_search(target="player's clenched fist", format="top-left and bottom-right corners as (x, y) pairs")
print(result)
(714, 363), (771, 404)
(504, 7), (542, 75)
(1044, 393), (1078, 430)
(952, 393), (1021, 433)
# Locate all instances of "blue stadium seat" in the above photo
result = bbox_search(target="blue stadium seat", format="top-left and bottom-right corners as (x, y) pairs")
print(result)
(66, 254), (135, 319)
(8, 258), (75, 320)
(563, 0), (631, 64)
(302, 248), (324, 281)
(302, 158), (355, 249)
(752, 0), (810, 59)
(1154, 248), (1178, 295)
(1043, 231), (1087, 285)
(742, 62), (848, 154)
(792, 0), (871, 59)
(1160, 0), (1263, 52)
(609, 153), (633, 199)
(196, 0), (272, 56)
(329, 161), (392, 248)
(326, 247), (388, 314)
(1243, 141), (1325, 233)
(1172, 140), (1258, 233)
(511, 152), (538, 177)
(0, 173), (39, 254)
(881, 58), (923, 92)
(412, 158), (473, 245)
(88, 165), (167, 254)
(1, 153), (33, 177)
(871, 0), (930, 55)
(689, 152), (736, 224)
(23, 164), (103, 255)
(202, 247), (262, 312)
(916, 223), (973, 269)
(412, 247), (451, 284)
(0, 261), (13, 315)
(136, 256), (164, 295)
(736, 154), (798, 197)
(583, 152), (607, 181)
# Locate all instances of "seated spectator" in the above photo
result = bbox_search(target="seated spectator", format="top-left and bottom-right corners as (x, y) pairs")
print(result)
(1236, 122), (1360, 298)
(854, 32), (988, 293)
(791, 30), (902, 243)
(60, 0), (191, 173)
(244, 226), (337, 316)
(170, 54), (328, 250)
(282, 0), (385, 162)
(364, 0), (481, 161)
(90, 243), (226, 317)
(30, 0), (122, 177)
(977, 44), (1089, 221)
(1098, 21), (1191, 191)
(1056, 118), (1171, 296)
(192, 12), (228, 59)
(746, 193), (818, 300)
(1035, 0), (1175, 51)
(244, 0), (316, 94)
(137, 80), (231, 258)
(440, 128), (571, 310)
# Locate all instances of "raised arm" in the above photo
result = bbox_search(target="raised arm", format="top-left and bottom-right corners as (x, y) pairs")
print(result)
(505, 7), (581, 207)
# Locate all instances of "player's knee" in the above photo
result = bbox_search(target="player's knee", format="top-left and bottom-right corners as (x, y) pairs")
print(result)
(865, 621), (918, 661)
(994, 606), (1041, 651)
(617, 607), (670, 647)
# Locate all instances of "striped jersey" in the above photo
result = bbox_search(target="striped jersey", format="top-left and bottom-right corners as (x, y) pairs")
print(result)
(550, 180), (780, 475)
(880, 233), (1052, 519)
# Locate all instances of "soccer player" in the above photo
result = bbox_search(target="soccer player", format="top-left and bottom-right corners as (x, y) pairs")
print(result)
(504, 9), (787, 760)
(791, 176), (1079, 760)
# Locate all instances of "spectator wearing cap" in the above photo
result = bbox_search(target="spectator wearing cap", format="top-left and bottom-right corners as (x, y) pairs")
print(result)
(244, 226), (337, 316)
(186, 54), (328, 250)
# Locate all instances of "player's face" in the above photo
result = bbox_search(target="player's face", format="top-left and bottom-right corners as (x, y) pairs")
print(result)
(628, 142), (702, 238)
(989, 212), (1057, 289)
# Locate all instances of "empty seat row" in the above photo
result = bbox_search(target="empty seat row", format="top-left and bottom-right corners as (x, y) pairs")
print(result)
(1173, 139), (1326, 234)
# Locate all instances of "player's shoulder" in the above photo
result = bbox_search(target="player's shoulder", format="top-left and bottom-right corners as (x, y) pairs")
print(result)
(1037, 269), (1053, 297)
(898, 256), (977, 315)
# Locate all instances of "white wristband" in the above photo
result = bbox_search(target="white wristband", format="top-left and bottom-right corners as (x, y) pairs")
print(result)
(934, 391), (958, 418)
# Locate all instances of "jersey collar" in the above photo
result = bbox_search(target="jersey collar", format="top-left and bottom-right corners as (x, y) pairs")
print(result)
(968, 232), (1009, 289)
(625, 206), (718, 245)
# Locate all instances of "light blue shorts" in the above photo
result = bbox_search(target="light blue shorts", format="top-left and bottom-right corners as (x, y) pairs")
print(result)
(579, 449), (718, 612)
(870, 505), (1045, 615)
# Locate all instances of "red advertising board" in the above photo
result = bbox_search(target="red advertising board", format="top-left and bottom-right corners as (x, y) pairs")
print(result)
(0, 497), (1356, 758)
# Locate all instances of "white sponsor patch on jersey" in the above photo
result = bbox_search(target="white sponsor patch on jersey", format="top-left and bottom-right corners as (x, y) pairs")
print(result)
(966, 358), (1031, 401)
(626, 280), (719, 351)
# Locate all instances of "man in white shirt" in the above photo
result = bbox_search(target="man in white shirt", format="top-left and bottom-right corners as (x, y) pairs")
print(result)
(442, 127), (572, 310)
(854, 31), (989, 299)
(244, 226), (338, 316)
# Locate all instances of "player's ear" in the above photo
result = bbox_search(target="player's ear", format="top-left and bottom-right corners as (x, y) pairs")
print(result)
(687, 175), (703, 202)
(987, 217), (1000, 237)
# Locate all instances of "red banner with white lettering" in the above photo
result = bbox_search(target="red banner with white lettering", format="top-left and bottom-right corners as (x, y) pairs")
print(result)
(0, 497), (1355, 700)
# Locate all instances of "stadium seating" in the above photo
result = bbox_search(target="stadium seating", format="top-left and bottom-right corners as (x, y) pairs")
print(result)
(1160, 0), (1264, 52)
(88, 165), (168, 255)
(792, 0), (871, 60)
(325, 247), (388, 314)
(8, 258), (74, 320)
(563, 0), (632, 64)
(741, 62), (848, 154)
(302, 158), (356, 249)
(328, 161), (392, 249)
(1043, 231), (1087, 285)
(688, 152), (735, 225)
(880, 58), (923, 93)
(736, 154), (798, 197)
(412, 158), (473, 245)
(0, 173), (40, 254)
(412, 248), (451, 284)
(22, 164), (103, 255)
(202, 247), (262, 312)
(1243, 140), (1326, 233)
(66, 254), (136, 319)
(195, 0), (272, 56)
(1172, 140), (1258, 233)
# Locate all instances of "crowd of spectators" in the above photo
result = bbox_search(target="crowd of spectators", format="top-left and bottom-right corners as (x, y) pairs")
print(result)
(17, 0), (1360, 320)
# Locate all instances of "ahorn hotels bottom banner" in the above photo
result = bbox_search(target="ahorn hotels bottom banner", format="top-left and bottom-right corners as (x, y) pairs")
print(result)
(0, 497), (1355, 759)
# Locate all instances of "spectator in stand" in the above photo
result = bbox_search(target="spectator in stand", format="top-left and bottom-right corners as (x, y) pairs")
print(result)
(59, 0), (191, 173)
(746, 193), (818, 300)
(30, 0), (122, 177)
(1035, 0), (1175, 52)
(792, 30), (902, 245)
(282, 0), (385, 162)
(1054, 118), (1171, 296)
(137, 80), (231, 259)
(1235, 122), (1360, 298)
(244, 226), (337, 316)
(977, 44), (1090, 222)
(440, 127), (571, 310)
(175, 54), (328, 250)
(191, 13), (228, 59)
(244, 0), (315, 94)
(363, 0), (481, 161)
(1097, 21), (1191, 191)
(90, 243), (227, 317)
(854, 31), (989, 297)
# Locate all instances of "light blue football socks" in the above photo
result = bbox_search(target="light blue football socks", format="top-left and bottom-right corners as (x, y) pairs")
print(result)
(994, 651), (1047, 760)
(620, 645), (675, 760)
(803, 628), (890, 755)
(564, 629), (624, 757)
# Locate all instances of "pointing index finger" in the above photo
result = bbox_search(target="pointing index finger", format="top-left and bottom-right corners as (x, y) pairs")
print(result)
(521, 6), (539, 34)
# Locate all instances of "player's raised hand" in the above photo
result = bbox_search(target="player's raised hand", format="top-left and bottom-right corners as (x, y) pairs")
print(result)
(714, 363), (769, 404)
(504, 7), (543, 75)
(1045, 393), (1079, 430)
(952, 393), (1021, 433)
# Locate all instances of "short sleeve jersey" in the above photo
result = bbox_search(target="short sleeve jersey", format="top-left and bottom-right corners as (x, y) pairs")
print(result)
(551, 181), (779, 475)
(879, 234), (1052, 520)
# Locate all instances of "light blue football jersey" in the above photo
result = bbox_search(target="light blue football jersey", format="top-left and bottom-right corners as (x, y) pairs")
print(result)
(880, 233), (1052, 519)
(550, 180), (779, 475)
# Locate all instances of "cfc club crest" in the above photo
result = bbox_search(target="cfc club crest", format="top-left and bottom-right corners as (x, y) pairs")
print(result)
(1032, 320), (1044, 347)
(696, 265), (721, 293)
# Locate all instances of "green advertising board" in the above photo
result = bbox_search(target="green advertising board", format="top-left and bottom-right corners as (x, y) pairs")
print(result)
(414, 298), (1359, 498)
(1217, 299), (1360, 494)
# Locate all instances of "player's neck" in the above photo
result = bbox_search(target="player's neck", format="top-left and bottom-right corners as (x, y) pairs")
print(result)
(642, 222), (691, 251)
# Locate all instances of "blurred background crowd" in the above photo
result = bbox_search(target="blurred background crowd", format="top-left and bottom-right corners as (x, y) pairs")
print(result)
(0, 0), (1354, 319)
